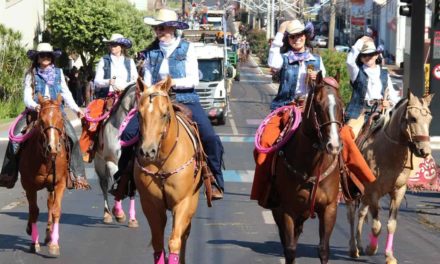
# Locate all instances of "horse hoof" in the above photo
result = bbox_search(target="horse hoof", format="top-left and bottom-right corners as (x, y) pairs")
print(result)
(30, 243), (40, 253)
(103, 212), (113, 224)
(112, 207), (126, 223)
(44, 236), (51, 245)
(349, 248), (360, 258)
(386, 256), (397, 264)
(48, 243), (60, 256)
(128, 219), (139, 228)
(365, 245), (378, 256)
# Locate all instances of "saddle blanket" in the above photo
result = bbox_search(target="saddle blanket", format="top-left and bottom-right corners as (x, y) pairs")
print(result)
(407, 156), (440, 192)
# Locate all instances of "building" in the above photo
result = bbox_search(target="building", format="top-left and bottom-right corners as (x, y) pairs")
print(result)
(0, 0), (46, 48)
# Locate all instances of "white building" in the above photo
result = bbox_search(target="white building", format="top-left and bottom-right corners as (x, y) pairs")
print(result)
(0, 0), (46, 48)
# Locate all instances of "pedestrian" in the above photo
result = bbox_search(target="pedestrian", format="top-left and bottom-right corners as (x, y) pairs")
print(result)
(93, 33), (138, 99)
(251, 20), (376, 208)
(345, 36), (401, 138)
(68, 67), (81, 105)
(0, 42), (89, 189)
(112, 8), (225, 201)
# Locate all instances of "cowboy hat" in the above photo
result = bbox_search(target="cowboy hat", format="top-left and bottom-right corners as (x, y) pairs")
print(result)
(286, 20), (315, 39)
(103, 33), (132, 49)
(26, 43), (62, 59)
(360, 40), (379, 55)
(143, 9), (189, 30)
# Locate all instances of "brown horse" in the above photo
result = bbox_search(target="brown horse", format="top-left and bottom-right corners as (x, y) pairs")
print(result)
(271, 73), (345, 264)
(134, 76), (202, 264)
(19, 94), (69, 256)
(347, 92), (433, 264)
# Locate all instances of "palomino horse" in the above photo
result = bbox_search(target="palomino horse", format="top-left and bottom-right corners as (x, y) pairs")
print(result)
(19, 94), (68, 256)
(271, 73), (344, 264)
(347, 92), (433, 264)
(134, 76), (202, 264)
(93, 84), (138, 225)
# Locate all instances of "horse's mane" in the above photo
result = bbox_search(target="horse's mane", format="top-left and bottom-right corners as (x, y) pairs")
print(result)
(116, 84), (137, 111)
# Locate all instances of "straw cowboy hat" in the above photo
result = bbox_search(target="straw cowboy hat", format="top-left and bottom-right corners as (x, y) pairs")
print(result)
(360, 40), (379, 55)
(26, 43), (62, 59)
(285, 20), (314, 38)
(103, 33), (132, 49)
(143, 8), (189, 30)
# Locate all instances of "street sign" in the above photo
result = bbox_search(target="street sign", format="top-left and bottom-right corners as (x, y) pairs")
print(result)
(432, 64), (440, 80)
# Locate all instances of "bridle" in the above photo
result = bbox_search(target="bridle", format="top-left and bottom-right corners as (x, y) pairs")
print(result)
(39, 104), (65, 157)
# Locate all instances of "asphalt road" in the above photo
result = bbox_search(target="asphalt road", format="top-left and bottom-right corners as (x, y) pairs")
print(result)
(1, 58), (440, 264)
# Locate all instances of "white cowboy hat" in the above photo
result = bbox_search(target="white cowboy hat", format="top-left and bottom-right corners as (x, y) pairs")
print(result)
(103, 33), (132, 49)
(143, 9), (189, 30)
(286, 20), (306, 35)
(360, 41), (378, 54)
(27, 43), (62, 59)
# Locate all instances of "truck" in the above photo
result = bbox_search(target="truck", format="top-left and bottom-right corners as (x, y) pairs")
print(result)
(183, 30), (235, 125)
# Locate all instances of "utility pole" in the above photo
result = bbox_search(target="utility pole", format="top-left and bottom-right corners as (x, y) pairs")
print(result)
(266, 0), (271, 39)
(328, 0), (336, 49)
(271, 0), (275, 37)
(182, 0), (186, 20)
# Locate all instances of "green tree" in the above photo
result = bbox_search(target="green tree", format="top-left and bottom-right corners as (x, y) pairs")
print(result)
(46, 0), (153, 72)
(319, 49), (352, 103)
(0, 24), (28, 118)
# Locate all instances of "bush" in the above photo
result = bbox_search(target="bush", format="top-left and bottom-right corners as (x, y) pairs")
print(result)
(247, 29), (269, 64)
(0, 24), (28, 118)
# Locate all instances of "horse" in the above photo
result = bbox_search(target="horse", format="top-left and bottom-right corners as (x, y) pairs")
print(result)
(134, 76), (203, 264)
(270, 72), (345, 264)
(19, 94), (69, 256)
(346, 91), (433, 264)
(93, 84), (138, 226)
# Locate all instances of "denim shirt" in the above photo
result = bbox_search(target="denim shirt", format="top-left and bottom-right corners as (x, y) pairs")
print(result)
(345, 66), (388, 120)
(143, 39), (199, 103)
(34, 68), (64, 112)
(95, 54), (132, 98)
(270, 55), (321, 111)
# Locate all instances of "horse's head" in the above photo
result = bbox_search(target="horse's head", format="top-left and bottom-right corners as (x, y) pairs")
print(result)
(37, 94), (65, 158)
(404, 91), (434, 158)
(137, 76), (173, 160)
(304, 72), (344, 155)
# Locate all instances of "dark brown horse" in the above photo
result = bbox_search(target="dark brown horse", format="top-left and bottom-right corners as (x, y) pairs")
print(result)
(271, 73), (345, 264)
(19, 94), (69, 256)
(134, 76), (203, 264)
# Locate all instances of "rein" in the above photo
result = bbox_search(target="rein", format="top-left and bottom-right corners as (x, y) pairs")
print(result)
(118, 108), (139, 146)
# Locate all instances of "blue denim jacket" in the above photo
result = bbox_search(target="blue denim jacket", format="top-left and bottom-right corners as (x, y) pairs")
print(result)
(34, 68), (64, 112)
(143, 39), (199, 103)
(345, 66), (388, 120)
(95, 54), (132, 98)
(270, 55), (321, 111)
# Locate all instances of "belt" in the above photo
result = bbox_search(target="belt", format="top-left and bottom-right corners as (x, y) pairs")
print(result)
(364, 99), (381, 107)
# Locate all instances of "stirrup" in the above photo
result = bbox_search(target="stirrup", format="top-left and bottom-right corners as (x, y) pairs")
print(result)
(0, 174), (18, 189)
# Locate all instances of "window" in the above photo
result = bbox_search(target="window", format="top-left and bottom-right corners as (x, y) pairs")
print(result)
(198, 59), (223, 82)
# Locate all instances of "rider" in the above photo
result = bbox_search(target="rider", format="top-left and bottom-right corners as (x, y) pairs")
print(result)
(251, 20), (376, 208)
(0, 42), (89, 189)
(112, 8), (225, 200)
(345, 35), (401, 138)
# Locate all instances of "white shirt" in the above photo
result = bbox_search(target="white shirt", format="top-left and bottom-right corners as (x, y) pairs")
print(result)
(268, 32), (327, 98)
(143, 37), (199, 89)
(94, 54), (138, 92)
(23, 70), (80, 112)
(346, 38), (400, 104)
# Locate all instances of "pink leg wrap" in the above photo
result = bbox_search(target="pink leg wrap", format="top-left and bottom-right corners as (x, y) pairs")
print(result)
(31, 223), (39, 243)
(385, 233), (394, 253)
(369, 233), (378, 248)
(153, 251), (166, 264)
(168, 253), (180, 264)
(129, 198), (136, 220)
(51, 223), (59, 245)
(114, 200), (123, 213)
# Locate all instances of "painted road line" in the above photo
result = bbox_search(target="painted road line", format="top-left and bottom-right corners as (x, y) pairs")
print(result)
(262, 210), (275, 225)
(229, 117), (239, 136)
(220, 136), (254, 143)
(1, 201), (21, 211)
(246, 119), (263, 126)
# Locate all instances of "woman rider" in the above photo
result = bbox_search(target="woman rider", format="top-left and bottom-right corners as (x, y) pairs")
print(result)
(0, 43), (89, 189)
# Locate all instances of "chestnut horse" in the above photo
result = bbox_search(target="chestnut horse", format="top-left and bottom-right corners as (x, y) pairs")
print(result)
(19, 94), (69, 256)
(347, 92), (433, 264)
(271, 73), (344, 264)
(134, 76), (202, 264)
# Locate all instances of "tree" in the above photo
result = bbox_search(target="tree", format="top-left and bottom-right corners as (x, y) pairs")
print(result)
(46, 0), (153, 72)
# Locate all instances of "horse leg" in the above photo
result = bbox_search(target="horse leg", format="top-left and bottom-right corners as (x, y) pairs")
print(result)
(98, 164), (112, 224)
(47, 182), (66, 257)
(140, 198), (167, 264)
(25, 190), (40, 253)
(318, 202), (337, 264)
(169, 195), (200, 264)
(355, 203), (369, 255)
(272, 209), (296, 264)
(127, 196), (139, 228)
(179, 222), (191, 264)
(384, 186), (406, 264)
(346, 200), (359, 258)
(45, 191), (54, 245)
(366, 197), (381, 256)
(271, 208), (287, 248)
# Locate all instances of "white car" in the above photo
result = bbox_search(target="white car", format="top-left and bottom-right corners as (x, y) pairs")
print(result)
(335, 45), (350, 52)
(311, 36), (328, 48)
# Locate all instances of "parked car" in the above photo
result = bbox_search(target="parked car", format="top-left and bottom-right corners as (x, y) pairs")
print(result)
(311, 36), (328, 48)
(335, 45), (350, 53)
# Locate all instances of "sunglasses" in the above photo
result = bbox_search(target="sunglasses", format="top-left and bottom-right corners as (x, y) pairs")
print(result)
(152, 25), (165, 31)
(38, 52), (53, 59)
(288, 33), (305, 40)
(361, 52), (379, 58)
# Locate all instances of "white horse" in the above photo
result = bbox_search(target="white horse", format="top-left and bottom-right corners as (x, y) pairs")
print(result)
(93, 84), (138, 226)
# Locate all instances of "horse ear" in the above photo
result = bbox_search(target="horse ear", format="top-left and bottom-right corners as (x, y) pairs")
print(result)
(423, 93), (434, 105)
(136, 77), (147, 93)
(408, 90), (415, 103)
(162, 75), (173, 93)
(56, 94), (62, 104)
(37, 93), (44, 104)
(334, 69), (340, 83)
